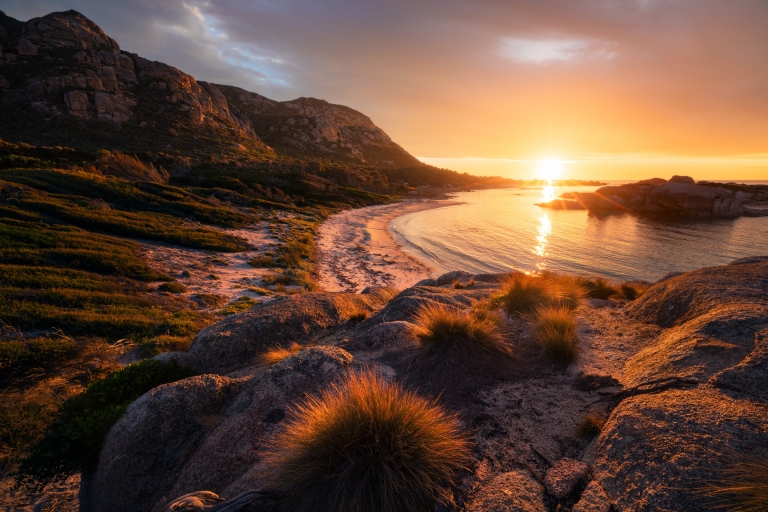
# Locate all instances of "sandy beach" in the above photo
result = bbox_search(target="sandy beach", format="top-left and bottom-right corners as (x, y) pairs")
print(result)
(315, 199), (462, 292)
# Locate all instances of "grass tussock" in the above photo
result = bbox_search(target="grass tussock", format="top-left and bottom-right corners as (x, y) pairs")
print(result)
(577, 414), (606, 439)
(498, 273), (582, 315)
(97, 150), (169, 184)
(534, 305), (578, 363)
(158, 281), (187, 293)
(579, 277), (619, 300)
(347, 307), (370, 323)
(265, 371), (470, 512)
(411, 304), (505, 356)
(619, 281), (648, 301)
(452, 279), (475, 290)
(259, 343), (304, 366)
(696, 453), (768, 511)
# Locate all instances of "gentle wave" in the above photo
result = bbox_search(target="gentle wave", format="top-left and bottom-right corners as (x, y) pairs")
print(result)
(390, 187), (768, 282)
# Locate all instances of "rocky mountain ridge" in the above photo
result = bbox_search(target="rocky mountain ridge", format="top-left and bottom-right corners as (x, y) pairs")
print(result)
(0, 9), (419, 168)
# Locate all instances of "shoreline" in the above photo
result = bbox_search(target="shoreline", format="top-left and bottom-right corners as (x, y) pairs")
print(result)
(314, 198), (462, 292)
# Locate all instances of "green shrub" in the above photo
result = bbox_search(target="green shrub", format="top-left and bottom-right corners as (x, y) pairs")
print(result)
(0, 336), (79, 379)
(16, 360), (195, 490)
(534, 305), (578, 363)
(159, 281), (187, 293)
(219, 296), (257, 315)
(265, 371), (470, 512)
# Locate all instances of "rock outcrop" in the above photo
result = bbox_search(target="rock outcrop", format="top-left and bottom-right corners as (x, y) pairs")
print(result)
(84, 346), (353, 512)
(538, 176), (768, 219)
(82, 262), (768, 512)
(187, 287), (397, 373)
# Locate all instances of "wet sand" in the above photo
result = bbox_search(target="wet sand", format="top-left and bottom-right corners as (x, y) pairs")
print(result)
(315, 199), (462, 292)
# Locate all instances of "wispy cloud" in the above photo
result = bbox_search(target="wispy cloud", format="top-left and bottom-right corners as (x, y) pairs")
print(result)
(499, 37), (614, 64)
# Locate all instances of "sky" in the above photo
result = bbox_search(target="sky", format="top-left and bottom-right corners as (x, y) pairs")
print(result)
(4, 0), (768, 180)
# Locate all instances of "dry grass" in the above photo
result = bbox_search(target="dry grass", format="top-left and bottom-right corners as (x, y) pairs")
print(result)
(410, 303), (510, 365)
(452, 279), (475, 289)
(619, 282), (648, 301)
(97, 151), (169, 184)
(259, 343), (304, 366)
(498, 273), (582, 315)
(534, 305), (578, 363)
(696, 453), (768, 511)
(579, 277), (619, 300)
(265, 371), (471, 512)
(347, 307), (370, 323)
(577, 414), (606, 438)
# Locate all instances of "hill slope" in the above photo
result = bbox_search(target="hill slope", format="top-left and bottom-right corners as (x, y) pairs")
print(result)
(0, 9), (422, 169)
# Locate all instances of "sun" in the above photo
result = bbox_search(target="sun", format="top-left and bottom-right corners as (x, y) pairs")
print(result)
(536, 158), (565, 181)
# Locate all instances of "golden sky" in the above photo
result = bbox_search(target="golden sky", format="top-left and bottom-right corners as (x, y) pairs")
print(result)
(9, 0), (768, 180)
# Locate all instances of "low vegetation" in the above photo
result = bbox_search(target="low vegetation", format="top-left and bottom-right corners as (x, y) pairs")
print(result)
(158, 281), (188, 293)
(534, 305), (579, 363)
(579, 277), (619, 300)
(410, 303), (513, 374)
(265, 371), (470, 512)
(259, 343), (304, 366)
(219, 296), (258, 316)
(578, 413), (606, 439)
(15, 360), (194, 490)
(346, 307), (370, 323)
(696, 453), (768, 511)
(498, 273), (582, 315)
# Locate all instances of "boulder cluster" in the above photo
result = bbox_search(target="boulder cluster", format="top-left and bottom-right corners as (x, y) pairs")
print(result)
(539, 175), (768, 219)
(80, 260), (768, 511)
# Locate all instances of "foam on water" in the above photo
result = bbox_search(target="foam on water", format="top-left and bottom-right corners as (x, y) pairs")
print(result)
(390, 186), (768, 282)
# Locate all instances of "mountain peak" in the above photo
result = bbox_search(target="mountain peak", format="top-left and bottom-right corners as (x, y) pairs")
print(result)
(0, 10), (419, 168)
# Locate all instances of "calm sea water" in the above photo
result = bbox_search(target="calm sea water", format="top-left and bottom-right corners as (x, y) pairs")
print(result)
(391, 184), (768, 282)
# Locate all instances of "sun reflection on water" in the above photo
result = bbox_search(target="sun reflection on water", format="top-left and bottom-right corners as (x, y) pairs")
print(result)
(542, 183), (556, 203)
(534, 212), (551, 272)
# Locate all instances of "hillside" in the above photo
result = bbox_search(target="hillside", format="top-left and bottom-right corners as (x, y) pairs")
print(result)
(0, 10), (522, 508)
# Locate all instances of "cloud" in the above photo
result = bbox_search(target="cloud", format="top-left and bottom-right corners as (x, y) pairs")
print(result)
(3, 0), (768, 177)
(499, 37), (613, 64)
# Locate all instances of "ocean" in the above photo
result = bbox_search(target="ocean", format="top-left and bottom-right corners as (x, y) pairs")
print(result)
(390, 184), (768, 282)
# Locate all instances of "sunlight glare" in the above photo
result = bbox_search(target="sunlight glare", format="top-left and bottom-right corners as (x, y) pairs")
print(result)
(536, 158), (565, 181)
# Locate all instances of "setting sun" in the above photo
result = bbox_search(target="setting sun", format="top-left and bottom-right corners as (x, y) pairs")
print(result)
(536, 158), (565, 181)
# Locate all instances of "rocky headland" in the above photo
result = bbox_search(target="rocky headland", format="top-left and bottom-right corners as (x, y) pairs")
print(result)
(537, 175), (768, 219)
(74, 257), (768, 511)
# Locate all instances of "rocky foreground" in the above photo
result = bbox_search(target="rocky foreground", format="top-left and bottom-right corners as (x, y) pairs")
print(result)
(538, 175), (768, 219)
(76, 258), (768, 511)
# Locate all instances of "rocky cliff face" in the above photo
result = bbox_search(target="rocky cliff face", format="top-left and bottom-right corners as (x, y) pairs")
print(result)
(0, 10), (419, 167)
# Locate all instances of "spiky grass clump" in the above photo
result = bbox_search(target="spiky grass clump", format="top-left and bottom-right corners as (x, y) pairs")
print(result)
(696, 453), (768, 511)
(498, 274), (554, 315)
(410, 304), (509, 363)
(265, 371), (471, 512)
(498, 273), (582, 315)
(619, 282), (648, 300)
(259, 343), (304, 366)
(577, 414), (605, 438)
(347, 307), (370, 323)
(534, 305), (578, 363)
(579, 277), (619, 300)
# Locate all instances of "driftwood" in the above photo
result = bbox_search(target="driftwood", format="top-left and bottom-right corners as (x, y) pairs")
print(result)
(150, 490), (276, 512)
(585, 376), (699, 410)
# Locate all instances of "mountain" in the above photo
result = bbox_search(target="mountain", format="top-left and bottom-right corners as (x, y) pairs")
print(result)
(0, 9), (423, 169)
